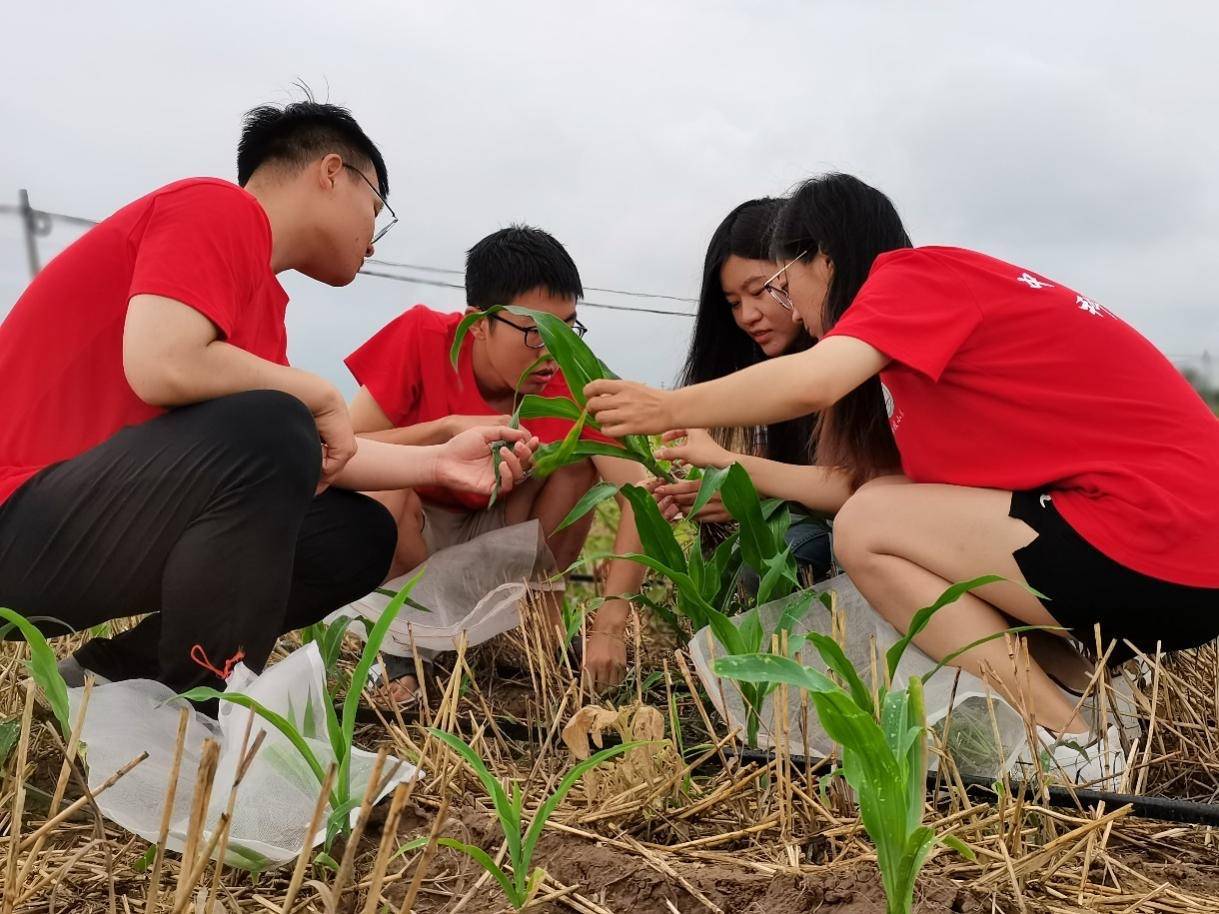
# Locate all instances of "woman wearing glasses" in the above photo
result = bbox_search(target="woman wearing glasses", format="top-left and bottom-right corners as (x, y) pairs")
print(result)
(588, 172), (1219, 783)
(650, 198), (837, 582)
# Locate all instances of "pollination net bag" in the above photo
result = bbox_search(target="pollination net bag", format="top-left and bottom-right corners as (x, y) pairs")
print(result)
(335, 519), (553, 654)
(688, 573), (1138, 778)
(68, 642), (420, 869)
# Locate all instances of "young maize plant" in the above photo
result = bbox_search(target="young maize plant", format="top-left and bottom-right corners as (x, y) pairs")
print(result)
(179, 569), (426, 845)
(412, 728), (642, 909)
(559, 463), (807, 746)
(0, 606), (73, 740)
(713, 578), (999, 914)
(449, 305), (672, 501)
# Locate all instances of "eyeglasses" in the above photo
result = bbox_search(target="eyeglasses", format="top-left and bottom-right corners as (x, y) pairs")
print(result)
(762, 250), (807, 311)
(489, 313), (588, 350)
(342, 163), (398, 244)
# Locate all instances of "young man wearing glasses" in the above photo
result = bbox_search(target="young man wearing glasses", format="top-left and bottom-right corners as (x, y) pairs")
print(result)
(346, 226), (648, 701)
(0, 100), (534, 698)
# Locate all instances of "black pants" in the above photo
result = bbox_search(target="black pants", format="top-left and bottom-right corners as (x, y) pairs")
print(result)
(0, 390), (396, 692)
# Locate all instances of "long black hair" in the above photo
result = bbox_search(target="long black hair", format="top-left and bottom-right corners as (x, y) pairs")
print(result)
(680, 198), (816, 466)
(771, 173), (911, 487)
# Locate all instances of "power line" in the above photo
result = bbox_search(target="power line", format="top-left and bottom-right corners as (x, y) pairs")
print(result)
(1, 201), (699, 317)
(366, 257), (699, 305)
(358, 268), (695, 317)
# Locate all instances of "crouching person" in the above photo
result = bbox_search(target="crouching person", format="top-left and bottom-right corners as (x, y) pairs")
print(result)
(0, 99), (533, 699)
(345, 226), (648, 704)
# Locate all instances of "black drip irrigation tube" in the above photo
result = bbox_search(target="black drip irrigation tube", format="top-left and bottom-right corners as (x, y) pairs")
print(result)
(482, 716), (1219, 828)
(728, 746), (1219, 828)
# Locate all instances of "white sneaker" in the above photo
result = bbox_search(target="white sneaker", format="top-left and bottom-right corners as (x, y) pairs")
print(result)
(1023, 725), (1127, 789)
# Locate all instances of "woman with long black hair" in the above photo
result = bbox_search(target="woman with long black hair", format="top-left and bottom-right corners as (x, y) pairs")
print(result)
(588, 173), (1219, 782)
(652, 198), (835, 581)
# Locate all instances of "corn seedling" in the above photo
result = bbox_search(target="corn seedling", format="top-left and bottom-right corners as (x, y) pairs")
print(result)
(423, 727), (642, 909)
(178, 569), (425, 847)
(713, 577), (1002, 914)
(0, 607), (72, 740)
(450, 306), (671, 496)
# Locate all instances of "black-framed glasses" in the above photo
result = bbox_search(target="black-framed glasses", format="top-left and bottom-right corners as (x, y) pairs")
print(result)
(762, 250), (807, 311)
(342, 163), (398, 244)
(490, 313), (588, 350)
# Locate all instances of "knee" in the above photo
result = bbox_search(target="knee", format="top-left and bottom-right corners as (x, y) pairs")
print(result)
(330, 491), (399, 593)
(206, 391), (320, 495)
(550, 457), (598, 489)
(831, 483), (893, 573)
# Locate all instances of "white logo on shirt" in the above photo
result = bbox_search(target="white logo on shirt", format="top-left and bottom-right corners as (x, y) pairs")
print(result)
(1017, 272), (1054, 289)
(1076, 294), (1107, 317)
(1039, 493), (1052, 508)
(881, 381), (895, 418)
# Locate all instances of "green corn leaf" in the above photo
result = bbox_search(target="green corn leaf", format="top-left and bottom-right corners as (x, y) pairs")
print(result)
(449, 308), (501, 371)
(428, 728), (522, 873)
(507, 307), (607, 406)
(755, 547), (798, 605)
(436, 838), (522, 908)
(893, 825), (937, 914)
(530, 439), (633, 478)
(551, 406), (590, 467)
(320, 616), (357, 672)
(717, 464), (779, 573)
(736, 610), (765, 655)
(520, 741), (642, 890)
(0, 719), (20, 770)
(939, 833), (976, 861)
(132, 845), (158, 873)
(774, 591), (815, 638)
(633, 593), (683, 633)
(713, 652), (838, 695)
(0, 607), (72, 740)
(687, 464), (732, 519)
(512, 354), (554, 402)
(921, 624), (1053, 683)
(885, 575), (1006, 683)
(340, 569), (425, 801)
(176, 688), (330, 798)
(388, 835), (430, 862)
(516, 394), (585, 423)
(803, 631), (875, 716)
(618, 484), (687, 572)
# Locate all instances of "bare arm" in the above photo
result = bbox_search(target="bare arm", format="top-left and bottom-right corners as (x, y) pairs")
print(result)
(349, 386), (452, 445)
(586, 336), (889, 436)
(123, 294), (354, 480)
(588, 455), (649, 635)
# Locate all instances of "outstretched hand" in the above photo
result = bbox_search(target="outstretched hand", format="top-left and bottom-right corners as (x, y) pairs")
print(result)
(584, 379), (675, 437)
(436, 426), (539, 496)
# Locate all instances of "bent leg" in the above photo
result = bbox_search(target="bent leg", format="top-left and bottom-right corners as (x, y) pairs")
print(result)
(832, 479), (1083, 732)
(0, 390), (322, 691)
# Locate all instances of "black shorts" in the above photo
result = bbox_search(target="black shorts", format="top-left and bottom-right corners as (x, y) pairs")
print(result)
(1010, 490), (1219, 666)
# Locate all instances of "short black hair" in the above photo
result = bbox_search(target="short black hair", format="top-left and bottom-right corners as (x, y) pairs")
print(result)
(237, 99), (388, 197)
(465, 225), (583, 309)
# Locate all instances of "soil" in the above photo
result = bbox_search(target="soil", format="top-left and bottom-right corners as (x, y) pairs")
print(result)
(379, 805), (990, 914)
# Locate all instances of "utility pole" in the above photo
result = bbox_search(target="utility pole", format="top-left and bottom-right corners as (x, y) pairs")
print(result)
(18, 190), (41, 279)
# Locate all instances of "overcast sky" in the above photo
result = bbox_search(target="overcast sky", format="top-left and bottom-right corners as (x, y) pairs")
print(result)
(2, 1), (1217, 393)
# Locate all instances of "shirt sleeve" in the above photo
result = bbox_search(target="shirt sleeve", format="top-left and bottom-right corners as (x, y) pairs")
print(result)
(345, 309), (424, 426)
(824, 249), (984, 381)
(129, 183), (269, 340)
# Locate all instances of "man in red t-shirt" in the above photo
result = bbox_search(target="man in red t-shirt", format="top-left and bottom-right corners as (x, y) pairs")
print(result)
(0, 101), (532, 697)
(346, 226), (648, 696)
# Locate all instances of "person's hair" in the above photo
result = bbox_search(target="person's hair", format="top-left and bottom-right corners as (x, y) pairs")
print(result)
(237, 99), (388, 197)
(771, 173), (912, 487)
(465, 225), (583, 309)
(680, 198), (815, 465)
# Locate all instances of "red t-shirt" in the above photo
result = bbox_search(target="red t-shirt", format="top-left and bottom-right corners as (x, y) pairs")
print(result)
(0, 178), (289, 505)
(825, 246), (1219, 588)
(346, 304), (611, 510)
